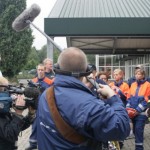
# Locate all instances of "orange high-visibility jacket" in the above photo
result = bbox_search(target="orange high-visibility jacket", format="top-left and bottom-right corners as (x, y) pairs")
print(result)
(126, 80), (150, 112)
(32, 77), (53, 85)
(129, 81), (150, 102)
(109, 81), (130, 100)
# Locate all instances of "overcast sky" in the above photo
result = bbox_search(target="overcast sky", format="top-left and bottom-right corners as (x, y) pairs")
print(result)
(26, 0), (67, 50)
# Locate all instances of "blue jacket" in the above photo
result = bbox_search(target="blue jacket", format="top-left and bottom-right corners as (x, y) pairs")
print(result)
(126, 80), (150, 113)
(37, 75), (130, 150)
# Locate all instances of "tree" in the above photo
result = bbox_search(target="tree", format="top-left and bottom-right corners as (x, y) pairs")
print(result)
(37, 45), (60, 64)
(37, 45), (47, 63)
(53, 48), (61, 63)
(87, 54), (95, 65)
(35, 45), (60, 64)
(24, 47), (40, 70)
(0, 0), (33, 78)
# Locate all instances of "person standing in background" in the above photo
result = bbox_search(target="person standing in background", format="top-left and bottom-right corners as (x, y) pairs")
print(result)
(97, 71), (111, 85)
(128, 65), (150, 87)
(43, 58), (55, 80)
(109, 68), (130, 149)
(26, 64), (53, 150)
(109, 68), (130, 106)
(126, 68), (150, 150)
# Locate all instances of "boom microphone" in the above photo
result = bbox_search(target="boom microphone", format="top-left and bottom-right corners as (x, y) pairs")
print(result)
(12, 3), (63, 51)
(12, 4), (41, 32)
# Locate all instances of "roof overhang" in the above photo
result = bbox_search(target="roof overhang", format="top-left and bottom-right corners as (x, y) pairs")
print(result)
(45, 18), (150, 54)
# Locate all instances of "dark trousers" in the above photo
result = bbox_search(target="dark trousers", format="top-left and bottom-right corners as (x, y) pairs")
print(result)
(29, 117), (37, 147)
(132, 115), (147, 150)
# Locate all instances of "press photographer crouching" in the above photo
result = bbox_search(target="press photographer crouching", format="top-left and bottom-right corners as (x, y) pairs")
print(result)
(0, 76), (37, 150)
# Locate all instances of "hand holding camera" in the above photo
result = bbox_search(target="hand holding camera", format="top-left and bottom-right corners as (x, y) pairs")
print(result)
(111, 86), (120, 93)
(97, 84), (116, 99)
(82, 75), (115, 99)
(13, 94), (26, 115)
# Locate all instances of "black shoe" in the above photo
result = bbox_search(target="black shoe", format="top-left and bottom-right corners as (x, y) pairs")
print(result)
(119, 141), (124, 149)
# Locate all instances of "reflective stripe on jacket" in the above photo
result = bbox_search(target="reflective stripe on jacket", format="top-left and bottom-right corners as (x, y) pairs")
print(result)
(130, 81), (150, 102)
(127, 80), (150, 112)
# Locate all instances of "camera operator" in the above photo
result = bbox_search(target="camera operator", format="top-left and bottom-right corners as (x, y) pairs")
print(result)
(0, 76), (36, 150)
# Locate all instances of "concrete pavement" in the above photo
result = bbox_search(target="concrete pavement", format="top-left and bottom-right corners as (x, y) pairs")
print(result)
(18, 127), (32, 150)
(122, 123), (150, 150)
(18, 123), (150, 150)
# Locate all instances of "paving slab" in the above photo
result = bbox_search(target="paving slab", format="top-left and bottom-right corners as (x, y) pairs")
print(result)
(18, 122), (150, 150)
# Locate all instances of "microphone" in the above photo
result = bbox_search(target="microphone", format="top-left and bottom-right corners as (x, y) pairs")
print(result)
(24, 87), (40, 99)
(24, 87), (40, 109)
(12, 4), (63, 51)
(12, 3), (41, 32)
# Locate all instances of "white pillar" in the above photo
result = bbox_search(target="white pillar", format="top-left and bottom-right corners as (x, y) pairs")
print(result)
(125, 61), (129, 80)
(47, 37), (54, 61)
(95, 55), (99, 72)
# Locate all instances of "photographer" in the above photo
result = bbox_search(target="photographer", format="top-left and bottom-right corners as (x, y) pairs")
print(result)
(0, 76), (36, 150)
(36, 47), (130, 150)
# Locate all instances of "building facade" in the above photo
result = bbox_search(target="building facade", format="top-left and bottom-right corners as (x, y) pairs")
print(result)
(96, 54), (150, 80)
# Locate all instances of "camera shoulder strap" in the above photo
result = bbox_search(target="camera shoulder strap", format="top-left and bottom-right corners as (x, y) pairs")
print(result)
(46, 86), (87, 144)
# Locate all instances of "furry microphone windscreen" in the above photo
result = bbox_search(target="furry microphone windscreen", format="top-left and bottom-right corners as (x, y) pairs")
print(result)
(12, 3), (41, 32)
(24, 87), (40, 99)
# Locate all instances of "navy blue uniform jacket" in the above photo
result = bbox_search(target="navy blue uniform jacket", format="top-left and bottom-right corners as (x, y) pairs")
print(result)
(37, 75), (130, 150)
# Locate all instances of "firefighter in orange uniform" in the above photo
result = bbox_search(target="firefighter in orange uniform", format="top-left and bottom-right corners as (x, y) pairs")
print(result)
(109, 68), (130, 149)
(109, 68), (130, 106)
(26, 64), (53, 150)
(126, 68), (150, 150)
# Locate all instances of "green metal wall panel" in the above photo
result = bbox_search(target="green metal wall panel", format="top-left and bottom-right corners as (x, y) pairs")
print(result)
(45, 18), (150, 36)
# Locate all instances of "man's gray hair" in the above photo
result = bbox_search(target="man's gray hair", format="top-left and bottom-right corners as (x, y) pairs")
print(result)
(43, 58), (53, 65)
(57, 47), (88, 73)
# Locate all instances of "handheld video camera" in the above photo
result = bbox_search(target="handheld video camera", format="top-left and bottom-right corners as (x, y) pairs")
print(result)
(0, 81), (40, 113)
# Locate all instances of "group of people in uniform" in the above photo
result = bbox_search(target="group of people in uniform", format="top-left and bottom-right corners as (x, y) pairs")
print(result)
(96, 64), (150, 150)
(27, 47), (130, 150)
(1, 47), (150, 150)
